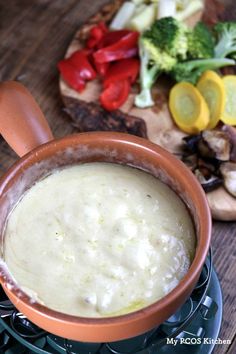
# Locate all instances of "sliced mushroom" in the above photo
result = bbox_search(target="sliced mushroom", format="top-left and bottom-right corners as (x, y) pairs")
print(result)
(221, 125), (236, 162)
(194, 169), (222, 193)
(182, 154), (198, 171)
(220, 162), (236, 197)
(198, 130), (231, 161)
(198, 158), (219, 175)
(183, 135), (201, 153)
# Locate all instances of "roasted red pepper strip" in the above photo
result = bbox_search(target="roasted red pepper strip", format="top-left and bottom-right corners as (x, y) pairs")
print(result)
(86, 22), (108, 49)
(93, 31), (139, 63)
(100, 79), (130, 111)
(103, 58), (140, 88)
(58, 60), (86, 92)
(68, 50), (97, 80)
(97, 30), (131, 49)
(94, 61), (110, 76)
(58, 50), (97, 92)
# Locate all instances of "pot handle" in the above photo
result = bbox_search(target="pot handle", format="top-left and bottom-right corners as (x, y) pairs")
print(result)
(0, 81), (54, 157)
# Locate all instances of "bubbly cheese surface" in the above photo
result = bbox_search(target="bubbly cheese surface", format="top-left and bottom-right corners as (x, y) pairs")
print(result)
(3, 163), (195, 317)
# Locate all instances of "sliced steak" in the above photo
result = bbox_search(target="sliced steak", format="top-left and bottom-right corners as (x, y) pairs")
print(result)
(63, 96), (147, 138)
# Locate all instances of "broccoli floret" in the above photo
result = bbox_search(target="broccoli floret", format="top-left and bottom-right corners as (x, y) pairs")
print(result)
(143, 17), (189, 59)
(135, 37), (178, 108)
(187, 22), (215, 59)
(214, 22), (236, 59)
(171, 58), (235, 84)
(134, 40), (161, 108)
(142, 38), (177, 71)
(135, 17), (189, 108)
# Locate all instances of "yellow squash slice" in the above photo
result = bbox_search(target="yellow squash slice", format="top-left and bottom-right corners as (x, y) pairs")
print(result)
(169, 82), (210, 134)
(197, 70), (226, 129)
(221, 75), (236, 125)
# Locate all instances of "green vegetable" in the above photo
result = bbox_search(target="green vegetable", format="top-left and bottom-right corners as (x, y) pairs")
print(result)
(158, 0), (176, 19)
(128, 4), (157, 32)
(135, 17), (189, 108)
(131, 0), (144, 5)
(135, 40), (161, 108)
(214, 22), (236, 59)
(133, 3), (146, 15)
(171, 58), (235, 84)
(143, 17), (188, 59)
(158, 0), (204, 21)
(187, 22), (215, 59)
(131, 0), (159, 4)
(135, 16), (236, 108)
(141, 39), (178, 70)
(175, 0), (204, 21)
(110, 2), (136, 30)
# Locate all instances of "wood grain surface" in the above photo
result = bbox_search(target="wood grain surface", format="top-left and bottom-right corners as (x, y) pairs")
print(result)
(0, 1), (235, 353)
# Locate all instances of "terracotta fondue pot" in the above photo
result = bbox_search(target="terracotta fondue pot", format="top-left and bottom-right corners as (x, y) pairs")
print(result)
(0, 81), (211, 342)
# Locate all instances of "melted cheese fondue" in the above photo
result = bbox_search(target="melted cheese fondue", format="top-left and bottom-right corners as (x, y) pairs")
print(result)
(3, 163), (195, 317)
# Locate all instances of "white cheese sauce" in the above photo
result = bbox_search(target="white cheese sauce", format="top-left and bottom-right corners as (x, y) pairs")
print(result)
(3, 163), (195, 317)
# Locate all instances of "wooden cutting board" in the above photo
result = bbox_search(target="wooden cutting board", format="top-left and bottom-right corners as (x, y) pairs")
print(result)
(59, 0), (236, 221)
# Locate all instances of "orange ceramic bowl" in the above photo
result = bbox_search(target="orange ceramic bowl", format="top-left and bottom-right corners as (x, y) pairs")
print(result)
(0, 131), (211, 342)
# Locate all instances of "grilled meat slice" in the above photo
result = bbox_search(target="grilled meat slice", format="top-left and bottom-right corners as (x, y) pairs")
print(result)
(62, 96), (147, 138)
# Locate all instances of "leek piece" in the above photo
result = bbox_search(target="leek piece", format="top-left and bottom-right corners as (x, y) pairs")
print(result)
(158, 0), (176, 19)
(131, 0), (145, 5)
(127, 4), (157, 32)
(175, 0), (204, 21)
(110, 2), (136, 30)
(133, 3), (147, 15)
